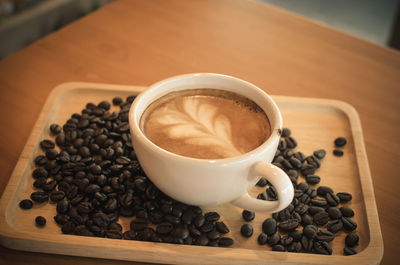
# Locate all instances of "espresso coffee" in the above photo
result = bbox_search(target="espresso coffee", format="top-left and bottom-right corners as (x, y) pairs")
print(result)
(140, 89), (271, 159)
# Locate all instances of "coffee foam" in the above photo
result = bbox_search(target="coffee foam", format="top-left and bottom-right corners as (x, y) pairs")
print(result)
(140, 89), (270, 159)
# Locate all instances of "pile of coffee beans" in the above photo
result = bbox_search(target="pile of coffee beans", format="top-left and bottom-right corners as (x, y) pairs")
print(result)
(19, 96), (233, 247)
(253, 129), (358, 255)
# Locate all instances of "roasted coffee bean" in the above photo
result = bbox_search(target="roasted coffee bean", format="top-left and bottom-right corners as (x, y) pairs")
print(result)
(205, 212), (220, 222)
(61, 221), (76, 234)
(283, 149), (294, 159)
(289, 230), (303, 242)
(326, 192), (340, 206)
(258, 232), (268, 245)
(19, 199), (33, 209)
(256, 177), (268, 187)
(188, 224), (201, 237)
(300, 164), (316, 176)
(92, 212), (111, 227)
(279, 208), (291, 221)
(285, 137), (297, 149)
(32, 167), (48, 179)
(281, 128), (291, 137)
(35, 216), (46, 227)
(278, 140), (287, 151)
(157, 222), (173, 235)
(200, 222), (214, 233)
(42, 180), (57, 192)
(77, 202), (93, 214)
(50, 124), (61, 135)
(301, 214), (313, 226)
(240, 224), (253, 237)
(56, 200), (70, 214)
(309, 206), (325, 216)
(279, 219), (299, 231)
(282, 159), (293, 170)
(123, 230), (136, 240)
(317, 186), (333, 197)
(218, 237), (234, 247)
(207, 229), (220, 241)
(337, 192), (352, 203)
(262, 218), (277, 236)
(34, 155), (48, 166)
(334, 137), (347, 147)
(257, 192), (267, 201)
(344, 247), (357, 255)
(301, 236), (313, 252)
(342, 217), (357, 231)
(316, 230), (334, 242)
(272, 244), (285, 252)
(327, 207), (342, 219)
(267, 232), (281, 246)
(303, 225), (318, 239)
(313, 149), (326, 159)
(194, 234), (209, 246)
(289, 157), (302, 169)
(305, 175), (320, 185)
(242, 210), (255, 221)
(112, 97), (123, 105)
(45, 149), (58, 160)
(216, 221), (229, 234)
(314, 241), (332, 255)
(40, 139), (55, 150)
(105, 230), (123, 239)
(314, 211), (329, 226)
(345, 232), (359, 247)
(327, 219), (343, 233)
(288, 241), (302, 253)
(340, 206), (355, 217)
(311, 199), (328, 207)
(286, 169), (298, 179)
(54, 214), (70, 225)
(266, 186), (278, 200)
(30, 191), (49, 203)
(280, 236), (293, 246)
(333, 149), (344, 157)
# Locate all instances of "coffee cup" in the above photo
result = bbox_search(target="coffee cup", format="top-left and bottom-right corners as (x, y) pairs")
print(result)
(129, 73), (294, 212)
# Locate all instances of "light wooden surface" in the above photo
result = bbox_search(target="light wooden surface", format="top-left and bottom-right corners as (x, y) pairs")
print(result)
(0, 83), (382, 264)
(0, 0), (398, 264)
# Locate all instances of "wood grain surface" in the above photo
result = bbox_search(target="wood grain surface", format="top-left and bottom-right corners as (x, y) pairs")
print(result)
(0, 0), (398, 264)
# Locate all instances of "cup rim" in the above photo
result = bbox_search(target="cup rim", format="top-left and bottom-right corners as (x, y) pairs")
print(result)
(129, 73), (282, 165)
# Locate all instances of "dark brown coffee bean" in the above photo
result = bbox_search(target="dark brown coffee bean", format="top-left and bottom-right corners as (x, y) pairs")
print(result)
(285, 137), (297, 149)
(327, 207), (342, 219)
(313, 149), (326, 159)
(301, 214), (313, 226)
(267, 232), (281, 246)
(215, 221), (229, 234)
(301, 236), (313, 252)
(218, 237), (234, 247)
(272, 244), (285, 252)
(242, 210), (255, 221)
(289, 157), (302, 169)
(327, 219), (343, 233)
(281, 128), (291, 137)
(316, 230), (334, 242)
(333, 149), (344, 156)
(188, 224), (201, 237)
(344, 247), (357, 255)
(337, 192), (352, 203)
(205, 212), (220, 222)
(256, 177), (268, 187)
(308, 206), (325, 216)
(311, 199), (328, 207)
(112, 97), (123, 105)
(334, 137), (347, 147)
(92, 212), (111, 227)
(56, 200), (70, 214)
(258, 233), (268, 245)
(326, 192), (340, 206)
(289, 230), (303, 242)
(32, 167), (48, 179)
(314, 241), (332, 255)
(279, 219), (299, 231)
(50, 124), (61, 135)
(40, 139), (55, 150)
(317, 186), (333, 197)
(61, 221), (76, 234)
(19, 199), (33, 209)
(262, 218), (277, 236)
(305, 175), (320, 185)
(303, 225), (318, 239)
(105, 230), (123, 239)
(340, 206), (355, 217)
(345, 232), (359, 247)
(313, 211), (329, 226)
(280, 236), (293, 246)
(157, 222), (173, 235)
(35, 216), (46, 227)
(30, 191), (49, 203)
(200, 222), (214, 233)
(342, 217), (357, 231)
(240, 224), (253, 237)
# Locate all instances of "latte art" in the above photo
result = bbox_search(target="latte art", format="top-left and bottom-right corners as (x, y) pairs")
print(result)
(140, 89), (271, 159)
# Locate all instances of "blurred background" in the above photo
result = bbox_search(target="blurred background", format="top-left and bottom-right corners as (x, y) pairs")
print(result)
(0, 0), (399, 60)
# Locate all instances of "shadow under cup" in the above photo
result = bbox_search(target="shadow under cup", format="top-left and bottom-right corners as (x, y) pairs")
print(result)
(129, 73), (285, 208)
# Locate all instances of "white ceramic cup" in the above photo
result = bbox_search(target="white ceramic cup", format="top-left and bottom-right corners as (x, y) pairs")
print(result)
(129, 73), (294, 212)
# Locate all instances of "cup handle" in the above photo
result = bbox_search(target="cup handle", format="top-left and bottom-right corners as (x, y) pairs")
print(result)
(231, 161), (294, 213)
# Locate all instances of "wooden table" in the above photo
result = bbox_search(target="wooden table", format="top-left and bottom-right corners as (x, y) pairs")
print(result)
(0, 0), (398, 264)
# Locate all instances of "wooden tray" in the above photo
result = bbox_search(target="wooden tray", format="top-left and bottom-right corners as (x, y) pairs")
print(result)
(0, 82), (383, 265)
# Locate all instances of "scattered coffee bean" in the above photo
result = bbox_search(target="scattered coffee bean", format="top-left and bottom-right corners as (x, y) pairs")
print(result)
(317, 186), (333, 197)
(337, 192), (352, 203)
(218, 237), (234, 247)
(19, 199), (33, 209)
(272, 244), (285, 252)
(258, 233), (268, 245)
(256, 177), (268, 187)
(314, 241), (332, 255)
(50, 124), (61, 135)
(279, 219), (299, 231)
(344, 247), (357, 255)
(345, 232), (359, 247)
(112, 97), (123, 105)
(35, 216), (46, 227)
(240, 224), (253, 237)
(342, 217), (357, 231)
(326, 192), (340, 206)
(40, 139), (55, 150)
(340, 206), (355, 217)
(334, 137), (347, 147)
(267, 232), (281, 246)
(327, 207), (342, 219)
(313, 149), (326, 159)
(313, 211), (329, 226)
(242, 210), (255, 222)
(215, 221), (229, 234)
(333, 149), (344, 157)
(281, 128), (291, 137)
(305, 175), (320, 185)
(262, 218), (277, 236)
(30, 191), (49, 203)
